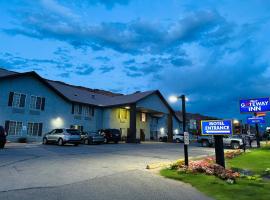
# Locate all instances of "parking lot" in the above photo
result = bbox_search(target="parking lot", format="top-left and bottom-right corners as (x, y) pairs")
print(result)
(0, 142), (214, 200)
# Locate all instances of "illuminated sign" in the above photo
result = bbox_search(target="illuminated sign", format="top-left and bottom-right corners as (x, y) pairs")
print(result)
(247, 116), (265, 124)
(201, 120), (233, 135)
(240, 98), (270, 113)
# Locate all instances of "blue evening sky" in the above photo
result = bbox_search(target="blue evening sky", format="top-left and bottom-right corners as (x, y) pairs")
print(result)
(0, 0), (270, 122)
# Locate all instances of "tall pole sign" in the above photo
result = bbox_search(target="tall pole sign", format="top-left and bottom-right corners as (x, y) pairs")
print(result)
(239, 97), (270, 148)
(201, 120), (233, 168)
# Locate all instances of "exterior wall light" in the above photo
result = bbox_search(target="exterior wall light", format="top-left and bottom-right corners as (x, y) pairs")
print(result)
(51, 117), (64, 128)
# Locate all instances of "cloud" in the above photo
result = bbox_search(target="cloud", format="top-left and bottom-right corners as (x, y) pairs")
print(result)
(95, 56), (110, 62)
(75, 65), (94, 75)
(170, 57), (192, 67)
(58, 0), (131, 9)
(2, 10), (232, 56)
(99, 66), (114, 73)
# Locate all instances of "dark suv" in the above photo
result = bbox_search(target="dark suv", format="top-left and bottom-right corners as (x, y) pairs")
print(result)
(99, 129), (121, 144)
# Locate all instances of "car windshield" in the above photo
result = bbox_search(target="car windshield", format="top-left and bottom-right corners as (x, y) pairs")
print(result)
(66, 129), (80, 135)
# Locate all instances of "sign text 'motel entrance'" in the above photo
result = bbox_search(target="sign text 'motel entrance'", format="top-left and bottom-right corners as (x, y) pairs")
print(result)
(240, 97), (270, 113)
(201, 120), (233, 135)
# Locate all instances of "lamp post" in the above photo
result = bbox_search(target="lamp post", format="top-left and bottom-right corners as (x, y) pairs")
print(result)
(169, 94), (189, 166)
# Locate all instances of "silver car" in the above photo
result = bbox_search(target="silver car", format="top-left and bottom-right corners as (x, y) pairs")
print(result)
(43, 128), (81, 146)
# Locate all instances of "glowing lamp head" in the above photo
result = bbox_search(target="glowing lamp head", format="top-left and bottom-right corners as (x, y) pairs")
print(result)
(169, 96), (178, 103)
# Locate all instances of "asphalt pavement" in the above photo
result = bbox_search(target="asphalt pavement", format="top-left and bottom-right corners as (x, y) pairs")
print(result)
(0, 142), (214, 200)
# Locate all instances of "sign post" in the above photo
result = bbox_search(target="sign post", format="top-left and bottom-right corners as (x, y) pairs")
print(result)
(201, 120), (233, 168)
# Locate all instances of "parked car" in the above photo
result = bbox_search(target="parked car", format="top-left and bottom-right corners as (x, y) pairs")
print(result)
(81, 131), (105, 145)
(0, 125), (7, 149)
(159, 134), (184, 143)
(99, 129), (121, 144)
(43, 128), (81, 146)
(197, 135), (243, 149)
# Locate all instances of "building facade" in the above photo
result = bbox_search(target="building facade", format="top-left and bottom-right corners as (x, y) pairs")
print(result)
(0, 68), (182, 142)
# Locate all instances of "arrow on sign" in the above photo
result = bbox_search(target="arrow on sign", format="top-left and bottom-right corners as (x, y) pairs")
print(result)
(206, 130), (230, 133)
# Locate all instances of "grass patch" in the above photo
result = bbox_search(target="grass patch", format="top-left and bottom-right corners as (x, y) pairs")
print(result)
(161, 147), (270, 200)
(227, 147), (270, 174)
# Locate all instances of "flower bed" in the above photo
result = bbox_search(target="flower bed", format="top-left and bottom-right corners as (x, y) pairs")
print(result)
(169, 150), (244, 183)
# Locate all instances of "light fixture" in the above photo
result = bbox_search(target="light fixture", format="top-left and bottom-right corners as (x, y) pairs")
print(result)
(169, 95), (178, 103)
(125, 106), (130, 109)
(51, 117), (64, 128)
(233, 119), (239, 124)
(160, 127), (165, 135)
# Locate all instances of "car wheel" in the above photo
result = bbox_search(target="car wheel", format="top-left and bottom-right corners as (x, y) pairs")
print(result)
(176, 139), (180, 143)
(84, 139), (89, 145)
(202, 140), (209, 147)
(159, 137), (163, 142)
(74, 143), (79, 146)
(231, 142), (240, 149)
(58, 138), (64, 146)
(43, 138), (48, 145)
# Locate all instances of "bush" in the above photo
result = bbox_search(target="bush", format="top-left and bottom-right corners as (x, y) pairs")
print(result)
(17, 137), (27, 143)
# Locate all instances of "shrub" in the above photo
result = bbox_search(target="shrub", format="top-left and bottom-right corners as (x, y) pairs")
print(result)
(18, 137), (27, 143)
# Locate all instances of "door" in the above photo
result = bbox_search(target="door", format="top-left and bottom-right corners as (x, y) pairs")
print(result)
(150, 117), (158, 140)
(47, 130), (56, 141)
(140, 129), (145, 141)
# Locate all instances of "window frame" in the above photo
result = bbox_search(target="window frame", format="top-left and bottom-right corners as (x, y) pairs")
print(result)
(7, 120), (23, 136)
(12, 92), (26, 108)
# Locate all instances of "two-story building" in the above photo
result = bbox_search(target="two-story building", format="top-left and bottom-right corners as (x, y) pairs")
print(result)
(0, 68), (182, 143)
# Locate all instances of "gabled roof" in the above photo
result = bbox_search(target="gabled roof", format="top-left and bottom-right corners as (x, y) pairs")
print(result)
(0, 68), (181, 122)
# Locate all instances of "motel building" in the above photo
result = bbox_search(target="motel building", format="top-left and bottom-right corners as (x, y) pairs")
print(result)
(0, 68), (181, 143)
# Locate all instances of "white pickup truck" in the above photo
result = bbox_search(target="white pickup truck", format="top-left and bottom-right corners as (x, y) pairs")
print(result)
(159, 134), (184, 143)
(197, 135), (243, 149)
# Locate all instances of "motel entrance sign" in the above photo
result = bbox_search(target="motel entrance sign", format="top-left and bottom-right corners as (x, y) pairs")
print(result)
(201, 120), (232, 135)
(201, 120), (233, 168)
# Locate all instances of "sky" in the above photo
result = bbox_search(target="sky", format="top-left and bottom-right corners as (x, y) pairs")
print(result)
(0, 0), (270, 122)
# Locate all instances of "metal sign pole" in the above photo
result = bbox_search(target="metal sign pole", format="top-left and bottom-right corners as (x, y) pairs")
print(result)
(254, 113), (261, 148)
(214, 135), (225, 168)
(181, 95), (189, 166)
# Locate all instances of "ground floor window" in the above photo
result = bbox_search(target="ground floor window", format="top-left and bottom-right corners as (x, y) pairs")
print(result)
(70, 125), (83, 131)
(6, 121), (23, 136)
(27, 123), (43, 136)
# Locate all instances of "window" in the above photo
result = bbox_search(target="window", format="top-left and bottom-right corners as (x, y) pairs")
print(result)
(118, 108), (128, 122)
(27, 123), (43, 136)
(8, 92), (26, 108)
(6, 121), (23, 136)
(30, 96), (45, 110)
(70, 125), (83, 131)
(141, 113), (147, 122)
(73, 104), (82, 115)
(83, 106), (95, 116)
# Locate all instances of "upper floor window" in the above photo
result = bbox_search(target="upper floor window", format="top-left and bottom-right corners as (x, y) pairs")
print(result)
(30, 96), (46, 110)
(8, 92), (26, 108)
(72, 104), (94, 116)
(83, 105), (95, 116)
(73, 104), (82, 115)
(140, 112), (147, 122)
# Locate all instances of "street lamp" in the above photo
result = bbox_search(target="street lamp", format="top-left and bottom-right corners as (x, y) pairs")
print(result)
(169, 94), (189, 166)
